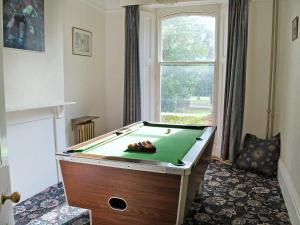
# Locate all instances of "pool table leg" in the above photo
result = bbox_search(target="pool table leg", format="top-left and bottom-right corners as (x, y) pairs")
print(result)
(176, 175), (189, 225)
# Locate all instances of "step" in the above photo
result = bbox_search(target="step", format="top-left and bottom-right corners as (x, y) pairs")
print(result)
(27, 203), (89, 225)
(14, 183), (90, 225)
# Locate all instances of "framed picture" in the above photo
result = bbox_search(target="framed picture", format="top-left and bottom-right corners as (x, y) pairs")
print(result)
(72, 27), (92, 57)
(3, 0), (45, 52)
(292, 16), (299, 41)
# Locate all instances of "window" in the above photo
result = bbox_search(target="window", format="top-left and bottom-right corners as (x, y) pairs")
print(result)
(159, 15), (216, 125)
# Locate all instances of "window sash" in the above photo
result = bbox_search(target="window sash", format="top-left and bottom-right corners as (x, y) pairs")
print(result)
(158, 13), (218, 124)
(159, 61), (216, 66)
(159, 63), (215, 125)
(158, 13), (217, 61)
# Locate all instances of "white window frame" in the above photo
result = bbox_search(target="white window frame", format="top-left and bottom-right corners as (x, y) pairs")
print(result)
(156, 10), (220, 125)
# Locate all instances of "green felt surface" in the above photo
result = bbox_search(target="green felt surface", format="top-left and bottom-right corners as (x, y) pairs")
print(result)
(77, 125), (205, 165)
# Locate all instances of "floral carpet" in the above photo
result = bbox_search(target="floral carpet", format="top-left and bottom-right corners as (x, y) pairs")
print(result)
(183, 160), (290, 225)
(14, 160), (290, 225)
(14, 183), (90, 225)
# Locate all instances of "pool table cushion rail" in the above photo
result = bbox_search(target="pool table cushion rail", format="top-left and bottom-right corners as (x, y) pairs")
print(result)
(143, 121), (208, 130)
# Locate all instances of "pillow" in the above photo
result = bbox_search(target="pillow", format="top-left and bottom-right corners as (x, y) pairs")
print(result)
(235, 133), (280, 177)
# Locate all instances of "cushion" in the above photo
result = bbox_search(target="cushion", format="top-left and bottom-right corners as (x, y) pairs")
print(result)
(235, 133), (281, 177)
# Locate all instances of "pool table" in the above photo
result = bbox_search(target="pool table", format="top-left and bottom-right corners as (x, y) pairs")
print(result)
(57, 121), (216, 225)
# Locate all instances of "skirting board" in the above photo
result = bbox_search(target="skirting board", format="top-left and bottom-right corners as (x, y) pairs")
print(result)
(278, 158), (300, 225)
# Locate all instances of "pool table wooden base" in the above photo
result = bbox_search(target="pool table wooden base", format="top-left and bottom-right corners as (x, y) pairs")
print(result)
(60, 161), (181, 225)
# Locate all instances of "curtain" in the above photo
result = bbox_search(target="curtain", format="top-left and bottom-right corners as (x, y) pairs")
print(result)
(221, 0), (249, 161)
(123, 5), (141, 126)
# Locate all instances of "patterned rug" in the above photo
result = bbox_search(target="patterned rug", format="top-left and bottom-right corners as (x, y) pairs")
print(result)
(14, 160), (290, 225)
(183, 160), (291, 225)
(14, 183), (90, 225)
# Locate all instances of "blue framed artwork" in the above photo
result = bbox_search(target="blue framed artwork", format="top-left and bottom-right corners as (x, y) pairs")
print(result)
(3, 0), (45, 52)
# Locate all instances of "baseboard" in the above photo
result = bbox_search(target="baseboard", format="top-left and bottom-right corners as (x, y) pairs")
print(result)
(278, 158), (300, 225)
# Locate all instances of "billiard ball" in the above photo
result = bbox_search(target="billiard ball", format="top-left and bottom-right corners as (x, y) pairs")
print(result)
(128, 144), (134, 149)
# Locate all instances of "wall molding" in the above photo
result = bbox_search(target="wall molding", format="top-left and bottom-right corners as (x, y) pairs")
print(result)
(278, 158), (300, 225)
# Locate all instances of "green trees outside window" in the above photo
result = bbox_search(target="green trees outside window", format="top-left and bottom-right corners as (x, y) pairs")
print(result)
(160, 15), (216, 125)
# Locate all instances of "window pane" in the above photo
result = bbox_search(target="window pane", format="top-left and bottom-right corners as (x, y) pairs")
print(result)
(161, 16), (215, 62)
(161, 64), (214, 125)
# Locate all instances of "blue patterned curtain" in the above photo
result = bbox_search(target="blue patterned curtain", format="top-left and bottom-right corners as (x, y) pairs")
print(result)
(123, 5), (141, 126)
(221, 0), (249, 161)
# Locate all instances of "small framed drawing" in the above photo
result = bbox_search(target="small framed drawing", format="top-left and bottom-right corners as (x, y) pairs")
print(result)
(292, 16), (298, 41)
(72, 27), (92, 57)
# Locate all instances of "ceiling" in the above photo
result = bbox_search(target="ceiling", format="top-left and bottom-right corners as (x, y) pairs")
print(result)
(81, 0), (225, 10)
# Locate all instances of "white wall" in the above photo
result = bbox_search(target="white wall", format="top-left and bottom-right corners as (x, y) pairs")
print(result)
(0, 1), (14, 223)
(243, 0), (273, 139)
(3, 0), (108, 200)
(3, 0), (65, 201)
(63, 0), (106, 146)
(104, 8), (126, 132)
(3, 0), (64, 111)
(274, 0), (300, 224)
